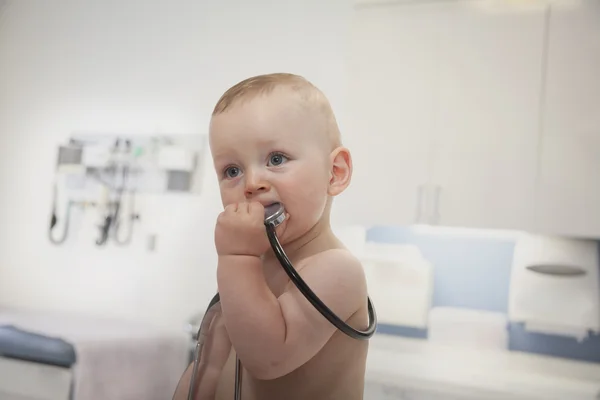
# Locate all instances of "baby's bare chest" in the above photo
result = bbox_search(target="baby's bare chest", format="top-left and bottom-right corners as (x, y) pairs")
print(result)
(215, 337), (367, 400)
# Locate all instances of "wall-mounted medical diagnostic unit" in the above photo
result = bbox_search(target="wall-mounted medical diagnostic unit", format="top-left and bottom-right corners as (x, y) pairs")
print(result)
(48, 133), (207, 247)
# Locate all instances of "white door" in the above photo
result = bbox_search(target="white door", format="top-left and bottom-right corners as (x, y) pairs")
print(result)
(534, 0), (600, 238)
(334, 3), (441, 227)
(429, 1), (545, 231)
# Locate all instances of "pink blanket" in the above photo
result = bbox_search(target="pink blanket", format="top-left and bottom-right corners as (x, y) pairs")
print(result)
(0, 308), (190, 400)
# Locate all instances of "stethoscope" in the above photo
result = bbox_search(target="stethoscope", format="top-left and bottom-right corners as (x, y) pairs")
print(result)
(186, 203), (377, 400)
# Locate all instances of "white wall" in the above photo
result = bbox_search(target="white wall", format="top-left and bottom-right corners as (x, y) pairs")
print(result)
(0, 0), (353, 328)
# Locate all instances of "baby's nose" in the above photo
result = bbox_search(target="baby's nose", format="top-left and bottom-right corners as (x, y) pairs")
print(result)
(244, 173), (270, 197)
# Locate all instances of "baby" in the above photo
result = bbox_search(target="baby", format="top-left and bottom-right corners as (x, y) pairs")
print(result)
(173, 73), (371, 400)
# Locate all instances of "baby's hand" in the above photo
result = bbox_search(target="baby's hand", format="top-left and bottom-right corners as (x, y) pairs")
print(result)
(214, 202), (270, 257)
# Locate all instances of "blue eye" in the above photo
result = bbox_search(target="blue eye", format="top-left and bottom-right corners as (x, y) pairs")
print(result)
(268, 153), (288, 166)
(224, 166), (241, 178)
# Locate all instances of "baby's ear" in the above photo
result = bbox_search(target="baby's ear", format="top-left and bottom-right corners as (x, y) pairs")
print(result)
(328, 146), (352, 196)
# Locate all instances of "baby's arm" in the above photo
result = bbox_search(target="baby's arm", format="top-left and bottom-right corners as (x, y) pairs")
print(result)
(217, 249), (367, 380)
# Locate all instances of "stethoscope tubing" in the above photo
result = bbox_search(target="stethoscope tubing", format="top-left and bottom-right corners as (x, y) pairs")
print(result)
(265, 223), (377, 340)
(187, 210), (377, 400)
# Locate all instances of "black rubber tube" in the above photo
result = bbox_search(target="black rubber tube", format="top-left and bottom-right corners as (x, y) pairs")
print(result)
(265, 223), (377, 340)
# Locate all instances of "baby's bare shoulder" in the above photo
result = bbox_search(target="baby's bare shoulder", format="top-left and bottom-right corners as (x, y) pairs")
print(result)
(314, 247), (364, 268)
(293, 248), (367, 298)
(301, 247), (364, 274)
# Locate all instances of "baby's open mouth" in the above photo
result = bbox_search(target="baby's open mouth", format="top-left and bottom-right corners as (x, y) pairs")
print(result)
(264, 202), (282, 219)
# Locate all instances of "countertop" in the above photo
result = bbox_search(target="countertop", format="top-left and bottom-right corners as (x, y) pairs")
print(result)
(366, 334), (600, 400)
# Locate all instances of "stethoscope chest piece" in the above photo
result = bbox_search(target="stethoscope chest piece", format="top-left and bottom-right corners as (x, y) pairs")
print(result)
(264, 203), (286, 228)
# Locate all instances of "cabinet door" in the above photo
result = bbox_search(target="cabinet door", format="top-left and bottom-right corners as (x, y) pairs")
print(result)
(333, 4), (440, 227)
(534, 0), (600, 238)
(430, 2), (545, 231)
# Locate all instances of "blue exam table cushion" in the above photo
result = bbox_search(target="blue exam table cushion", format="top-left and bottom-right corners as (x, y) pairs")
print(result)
(0, 324), (76, 368)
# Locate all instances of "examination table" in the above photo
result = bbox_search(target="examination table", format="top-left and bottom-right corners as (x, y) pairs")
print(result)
(0, 308), (190, 400)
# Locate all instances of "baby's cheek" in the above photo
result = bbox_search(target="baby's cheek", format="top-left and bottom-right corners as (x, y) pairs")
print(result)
(219, 182), (237, 202)
(219, 191), (237, 208)
(293, 178), (329, 218)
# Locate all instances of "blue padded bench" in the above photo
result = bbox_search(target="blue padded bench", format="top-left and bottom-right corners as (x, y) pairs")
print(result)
(0, 325), (76, 368)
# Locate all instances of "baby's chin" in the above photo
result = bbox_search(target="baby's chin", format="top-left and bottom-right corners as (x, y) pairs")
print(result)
(265, 219), (300, 248)
(279, 219), (327, 247)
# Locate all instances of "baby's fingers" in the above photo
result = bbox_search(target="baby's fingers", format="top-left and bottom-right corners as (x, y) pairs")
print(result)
(249, 201), (265, 218)
(237, 202), (250, 214)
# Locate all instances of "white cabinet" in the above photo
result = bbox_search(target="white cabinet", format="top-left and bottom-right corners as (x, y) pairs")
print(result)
(333, 4), (441, 227)
(337, 1), (545, 231)
(534, 0), (600, 238)
(339, 0), (600, 236)
(430, 2), (545, 231)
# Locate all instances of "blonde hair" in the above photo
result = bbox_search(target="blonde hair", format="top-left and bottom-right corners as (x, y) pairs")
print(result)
(212, 73), (342, 148)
